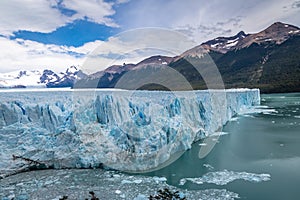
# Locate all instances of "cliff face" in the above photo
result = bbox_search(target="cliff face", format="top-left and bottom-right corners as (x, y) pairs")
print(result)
(0, 89), (259, 174)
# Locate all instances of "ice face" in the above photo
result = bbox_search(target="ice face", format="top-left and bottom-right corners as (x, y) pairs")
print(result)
(0, 88), (260, 174)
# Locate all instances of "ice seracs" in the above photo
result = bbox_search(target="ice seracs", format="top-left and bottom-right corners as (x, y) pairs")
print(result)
(0, 88), (260, 174)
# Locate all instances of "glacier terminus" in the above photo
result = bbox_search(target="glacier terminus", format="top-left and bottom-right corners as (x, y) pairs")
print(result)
(0, 88), (260, 175)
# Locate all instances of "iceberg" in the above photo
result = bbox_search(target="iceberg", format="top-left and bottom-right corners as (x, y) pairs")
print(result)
(0, 88), (260, 174)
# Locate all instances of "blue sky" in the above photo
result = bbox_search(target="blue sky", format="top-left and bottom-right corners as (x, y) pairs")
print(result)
(0, 0), (299, 73)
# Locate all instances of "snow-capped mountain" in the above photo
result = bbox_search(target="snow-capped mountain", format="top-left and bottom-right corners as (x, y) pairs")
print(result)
(1, 21), (299, 93)
(76, 21), (300, 93)
(234, 22), (300, 49)
(135, 55), (175, 67)
(180, 22), (300, 57)
(46, 66), (87, 88)
(0, 66), (87, 88)
(201, 31), (248, 53)
(0, 70), (43, 88)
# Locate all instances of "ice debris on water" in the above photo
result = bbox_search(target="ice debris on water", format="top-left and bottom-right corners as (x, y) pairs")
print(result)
(209, 131), (229, 137)
(0, 169), (241, 200)
(203, 164), (214, 170)
(179, 169), (271, 186)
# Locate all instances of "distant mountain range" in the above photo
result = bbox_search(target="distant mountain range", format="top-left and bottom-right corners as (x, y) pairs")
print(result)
(1, 22), (300, 93)
(0, 66), (87, 88)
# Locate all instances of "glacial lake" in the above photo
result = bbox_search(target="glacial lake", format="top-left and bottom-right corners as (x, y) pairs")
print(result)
(146, 92), (300, 200)
(0, 92), (299, 199)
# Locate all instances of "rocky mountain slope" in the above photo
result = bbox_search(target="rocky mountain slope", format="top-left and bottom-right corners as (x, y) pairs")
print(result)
(2, 22), (299, 93)
(180, 22), (300, 93)
(77, 22), (300, 93)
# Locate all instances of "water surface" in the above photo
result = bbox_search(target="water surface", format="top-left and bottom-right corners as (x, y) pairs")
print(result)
(146, 92), (300, 200)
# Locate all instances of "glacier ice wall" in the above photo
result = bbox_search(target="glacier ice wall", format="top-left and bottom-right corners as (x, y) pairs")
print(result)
(0, 89), (260, 173)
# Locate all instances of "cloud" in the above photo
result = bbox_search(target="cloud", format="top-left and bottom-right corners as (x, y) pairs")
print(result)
(175, 17), (243, 42)
(115, 0), (300, 43)
(0, 0), (120, 36)
(61, 0), (118, 27)
(81, 28), (197, 74)
(240, 0), (299, 33)
(0, 36), (105, 73)
(0, 28), (196, 74)
(116, 0), (131, 4)
(291, 1), (300, 8)
(1, 0), (300, 74)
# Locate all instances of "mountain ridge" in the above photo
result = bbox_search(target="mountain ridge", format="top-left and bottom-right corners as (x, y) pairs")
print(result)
(1, 21), (300, 93)
(0, 66), (87, 88)
(75, 21), (300, 93)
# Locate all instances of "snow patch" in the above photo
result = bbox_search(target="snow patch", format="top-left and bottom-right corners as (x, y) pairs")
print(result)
(225, 40), (239, 48)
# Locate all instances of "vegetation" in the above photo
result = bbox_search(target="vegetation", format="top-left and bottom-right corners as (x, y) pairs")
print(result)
(149, 188), (186, 200)
(87, 35), (300, 93)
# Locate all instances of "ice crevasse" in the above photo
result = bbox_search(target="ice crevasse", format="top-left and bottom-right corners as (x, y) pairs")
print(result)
(0, 88), (260, 173)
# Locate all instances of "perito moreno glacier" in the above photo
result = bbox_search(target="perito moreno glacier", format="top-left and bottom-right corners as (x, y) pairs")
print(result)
(0, 88), (260, 175)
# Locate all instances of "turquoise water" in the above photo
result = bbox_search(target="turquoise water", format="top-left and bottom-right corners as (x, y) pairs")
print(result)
(146, 93), (300, 200)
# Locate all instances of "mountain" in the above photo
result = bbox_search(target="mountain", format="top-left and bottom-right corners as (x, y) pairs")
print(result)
(180, 22), (300, 57)
(187, 31), (249, 54)
(74, 56), (174, 88)
(190, 21), (300, 93)
(77, 22), (300, 93)
(0, 70), (43, 88)
(0, 66), (87, 88)
(2, 22), (300, 93)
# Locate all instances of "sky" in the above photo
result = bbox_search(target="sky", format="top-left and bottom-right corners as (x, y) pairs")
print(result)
(0, 0), (299, 73)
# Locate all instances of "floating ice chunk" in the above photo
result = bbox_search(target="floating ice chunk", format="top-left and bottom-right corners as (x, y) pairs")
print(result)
(239, 106), (277, 115)
(153, 176), (167, 183)
(203, 164), (214, 170)
(133, 179), (143, 184)
(179, 170), (271, 186)
(134, 194), (148, 200)
(229, 117), (239, 121)
(209, 132), (229, 137)
(121, 180), (133, 184)
(115, 190), (122, 194)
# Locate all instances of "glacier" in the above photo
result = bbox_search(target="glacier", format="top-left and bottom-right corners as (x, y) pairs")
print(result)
(0, 88), (260, 174)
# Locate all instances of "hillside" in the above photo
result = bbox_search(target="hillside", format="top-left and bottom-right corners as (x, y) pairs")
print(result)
(76, 22), (300, 93)
(2, 22), (299, 93)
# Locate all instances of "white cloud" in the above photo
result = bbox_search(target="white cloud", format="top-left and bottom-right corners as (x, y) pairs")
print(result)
(117, 0), (300, 43)
(0, 36), (101, 73)
(62, 0), (118, 27)
(241, 0), (300, 33)
(0, 0), (118, 36)
(81, 28), (197, 74)
(116, 0), (130, 4)
(0, 28), (195, 74)
(1, 0), (299, 74)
